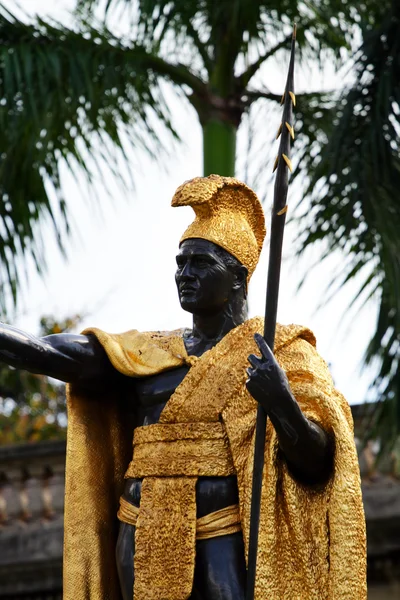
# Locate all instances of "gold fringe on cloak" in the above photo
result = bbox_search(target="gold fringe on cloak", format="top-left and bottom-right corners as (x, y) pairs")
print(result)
(64, 318), (366, 600)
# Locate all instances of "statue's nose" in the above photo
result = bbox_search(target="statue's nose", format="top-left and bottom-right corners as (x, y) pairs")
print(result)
(180, 262), (196, 280)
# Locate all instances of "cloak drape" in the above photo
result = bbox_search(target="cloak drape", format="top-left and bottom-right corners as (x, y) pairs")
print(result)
(64, 318), (366, 599)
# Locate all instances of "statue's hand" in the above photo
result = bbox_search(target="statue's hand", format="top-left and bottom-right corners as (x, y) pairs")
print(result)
(246, 334), (333, 483)
(246, 333), (291, 410)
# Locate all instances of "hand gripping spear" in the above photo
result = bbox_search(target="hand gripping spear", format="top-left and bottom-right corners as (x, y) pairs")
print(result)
(245, 25), (296, 600)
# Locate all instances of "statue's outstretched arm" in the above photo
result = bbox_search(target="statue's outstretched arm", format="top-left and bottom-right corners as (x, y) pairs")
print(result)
(246, 333), (333, 485)
(0, 323), (114, 385)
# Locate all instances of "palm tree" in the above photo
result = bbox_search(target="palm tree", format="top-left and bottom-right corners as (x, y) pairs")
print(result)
(0, 0), (360, 298)
(0, 0), (399, 441)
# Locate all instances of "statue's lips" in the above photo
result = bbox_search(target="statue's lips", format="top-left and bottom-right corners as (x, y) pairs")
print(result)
(179, 286), (198, 296)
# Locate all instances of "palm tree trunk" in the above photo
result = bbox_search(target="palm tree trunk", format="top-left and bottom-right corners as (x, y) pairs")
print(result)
(202, 118), (236, 177)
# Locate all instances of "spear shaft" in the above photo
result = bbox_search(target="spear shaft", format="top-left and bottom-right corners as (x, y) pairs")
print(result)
(245, 26), (296, 600)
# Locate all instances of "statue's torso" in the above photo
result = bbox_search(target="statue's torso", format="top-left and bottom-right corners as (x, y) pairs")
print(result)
(122, 365), (239, 516)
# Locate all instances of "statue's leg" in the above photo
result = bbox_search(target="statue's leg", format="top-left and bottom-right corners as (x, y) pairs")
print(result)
(116, 524), (246, 600)
(191, 532), (246, 600)
(116, 522), (135, 600)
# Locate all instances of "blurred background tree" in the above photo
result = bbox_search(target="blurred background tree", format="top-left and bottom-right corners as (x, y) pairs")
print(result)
(0, 314), (81, 444)
(0, 0), (399, 443)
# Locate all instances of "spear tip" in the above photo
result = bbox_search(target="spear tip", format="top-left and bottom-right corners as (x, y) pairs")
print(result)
(293, 23), (297, 40)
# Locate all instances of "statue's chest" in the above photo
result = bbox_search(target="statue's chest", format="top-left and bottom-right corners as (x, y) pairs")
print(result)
(134, 366), (189, 426)
(132, 343), (248, 426)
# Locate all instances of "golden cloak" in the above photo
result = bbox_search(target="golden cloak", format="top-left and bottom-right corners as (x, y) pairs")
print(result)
(64, 318), (366, 599)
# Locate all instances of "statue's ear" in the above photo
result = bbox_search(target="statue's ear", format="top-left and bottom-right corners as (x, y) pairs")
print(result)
(233, 265), (248, 291)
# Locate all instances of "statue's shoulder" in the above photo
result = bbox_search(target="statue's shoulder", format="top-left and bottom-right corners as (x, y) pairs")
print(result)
(245, 318), (316, 350)
(81, 327), (187, 377)
(275, 322), (316, 350)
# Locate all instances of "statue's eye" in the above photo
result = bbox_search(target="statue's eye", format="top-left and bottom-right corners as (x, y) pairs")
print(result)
(176, 258), (185, 269)
(193, 257), (210, 268)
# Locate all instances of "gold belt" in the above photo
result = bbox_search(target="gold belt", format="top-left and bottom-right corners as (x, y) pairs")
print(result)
(123, 421), (237, 599)
(118, 496), (242, 540)
(124, 421), (235, 478)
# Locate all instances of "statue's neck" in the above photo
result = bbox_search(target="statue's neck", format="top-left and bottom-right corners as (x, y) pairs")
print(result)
(185, 298), (247, 356)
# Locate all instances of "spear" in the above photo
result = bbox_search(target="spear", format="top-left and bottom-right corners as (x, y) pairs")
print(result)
(245, 25), (296, 600)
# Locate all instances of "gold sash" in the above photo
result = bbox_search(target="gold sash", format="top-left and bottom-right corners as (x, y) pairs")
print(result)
(118, 496), (242, 540)
(126, 422), (235, 478)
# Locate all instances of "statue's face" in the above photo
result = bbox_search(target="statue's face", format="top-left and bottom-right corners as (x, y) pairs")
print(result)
(175, 239), (238, 315)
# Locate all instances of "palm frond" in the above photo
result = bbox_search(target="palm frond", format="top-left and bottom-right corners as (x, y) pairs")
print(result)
(0, 5), (182, 310)
(234, 88), (338, 208)
(77, 1), (371, 89)
(295, 2), (400, 448)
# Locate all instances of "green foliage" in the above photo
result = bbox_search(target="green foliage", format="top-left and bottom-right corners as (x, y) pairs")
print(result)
(0, 0), (382, 309)
(0, 314), (81, 445)
(77, 0), (363, 103)
(0, 0), (373, 310)
(0, 371), (67, 444)
(0, 4), (178, 308)
(296, 1), (400, 446)
(77, 0), (359, 60)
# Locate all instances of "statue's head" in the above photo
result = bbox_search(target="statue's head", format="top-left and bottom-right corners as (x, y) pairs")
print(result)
(172, 175), (265, 316)
(175, 238), (248, 315)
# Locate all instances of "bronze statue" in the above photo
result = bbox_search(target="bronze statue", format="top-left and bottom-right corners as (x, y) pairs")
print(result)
(0, 175), (366, 599)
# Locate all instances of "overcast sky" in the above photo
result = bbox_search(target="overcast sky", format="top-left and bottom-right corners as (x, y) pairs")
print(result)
(5, 0), (378, 405)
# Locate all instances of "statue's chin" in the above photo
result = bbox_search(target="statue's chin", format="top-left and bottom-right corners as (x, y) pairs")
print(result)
(178, 291), (200, 311)
(178, 290), (229, 316)
(179, 298), (202, 315)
